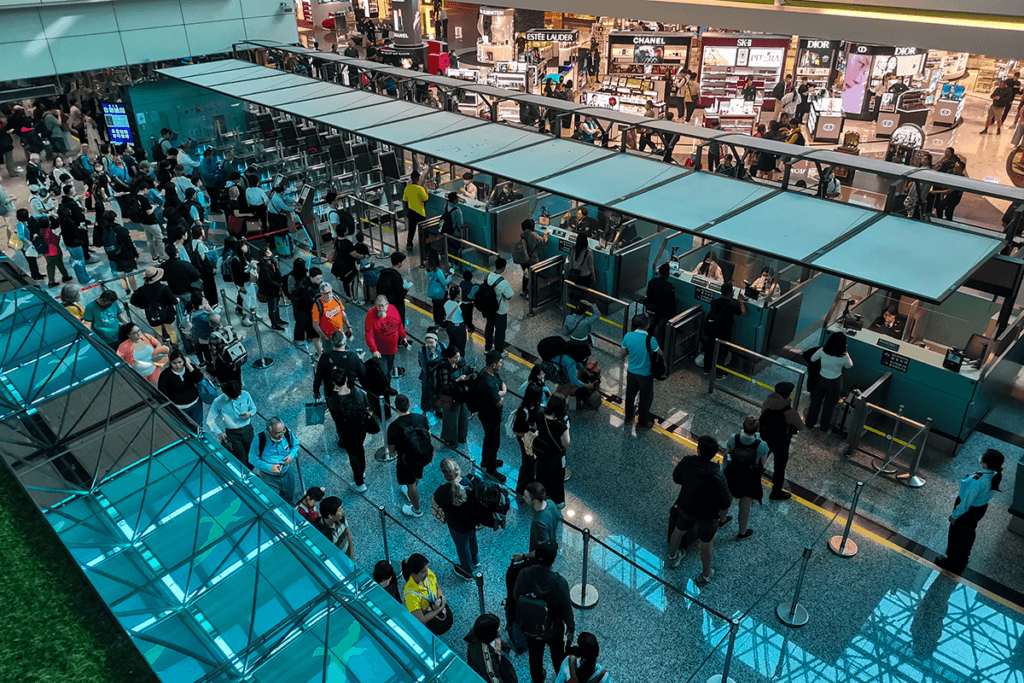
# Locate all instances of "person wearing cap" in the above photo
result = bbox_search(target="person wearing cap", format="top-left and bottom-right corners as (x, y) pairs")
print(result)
(131, 267), (180, 344)
(464, 613), (518, 683)
(512, 542), (575, 683)
(759, 381), (804, 501)
(29, 184), (55, 218)
(418, 327), (446, 414)
(83, 290), (129, 348)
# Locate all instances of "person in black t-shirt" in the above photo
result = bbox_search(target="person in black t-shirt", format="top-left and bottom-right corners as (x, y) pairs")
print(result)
(645, 263), (677, 349)
(475, 350), (507, 483)
(432, 457), (479, 580)
(703, 283), (746, 379)
(387, 394), (432, 517)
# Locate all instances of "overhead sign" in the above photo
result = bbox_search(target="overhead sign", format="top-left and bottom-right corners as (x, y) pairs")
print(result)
(524, 29), (579, 42)
(608, 32), (692, 47)
(852, 43), (920, 56)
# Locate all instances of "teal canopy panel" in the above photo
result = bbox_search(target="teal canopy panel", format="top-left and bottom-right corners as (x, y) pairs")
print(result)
(614, 172), (775, 232)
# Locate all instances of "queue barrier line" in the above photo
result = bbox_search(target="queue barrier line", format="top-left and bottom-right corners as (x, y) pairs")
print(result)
(714, 363), (779, 392)
(405, 289), (1024, 616)
(358, 216), (395, 235)
(241, 218), (315, 241)
(862, 425), (918, 450)
(565, 301), (623, 330)
(447, 253), (493, 275)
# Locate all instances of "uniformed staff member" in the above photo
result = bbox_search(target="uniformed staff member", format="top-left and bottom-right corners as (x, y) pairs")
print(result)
(935, 449), (1004, 573)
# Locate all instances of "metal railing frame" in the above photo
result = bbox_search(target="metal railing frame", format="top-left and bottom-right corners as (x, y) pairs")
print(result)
(562, 280), (632, 346)
(664, 305), (704, 372)
(845, 392), (932, 488)
(708, 339), (807, 413)
(528, 254), (565, 316)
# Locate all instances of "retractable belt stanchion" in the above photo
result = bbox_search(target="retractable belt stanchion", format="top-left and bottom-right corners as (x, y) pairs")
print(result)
(707, 619), (739, 683)
(374, 394), (395, 461)
(897, 417), (931, 488)
(379, 504), (391, 563)
(570, 527), (599, 608)
(776, 546), (812, 627)
(475, 573), (486, 616)
(250, 307), (274, 369)
(829, 481), (864, 557)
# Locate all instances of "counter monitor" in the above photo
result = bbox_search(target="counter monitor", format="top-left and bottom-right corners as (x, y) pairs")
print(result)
(626, 77), (643, 89)
(943, 348), (963, 373)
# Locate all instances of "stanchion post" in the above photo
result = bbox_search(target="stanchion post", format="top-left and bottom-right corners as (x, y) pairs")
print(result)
(897, 417), (930, 488)
(475, 572), (485, 616)
(251, 308), (274, 369)
(570, 528), (599, 608)
(829, 481), (864, 557)
(707, 338), (721, 395)
(706, 618), (738, 683)
(378, 505), (390, 563)
(374, 395), (396, 461)
(219, 289), (234, 327)
(776, 546), (812, 627)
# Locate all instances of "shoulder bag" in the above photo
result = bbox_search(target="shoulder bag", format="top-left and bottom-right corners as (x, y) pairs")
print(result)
(646, 334), (668, 381)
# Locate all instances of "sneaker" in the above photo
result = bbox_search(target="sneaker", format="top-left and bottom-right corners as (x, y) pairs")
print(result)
(769, 490), (792, 501)
(980, 129), (988, 134)
(241, 318), (254, 327)
(637, 421), (655, 430)
(453, 565), (474, 581)
(716, 372), (728, 381)
(402, 504), (423, 518)
(61, 276), (73, 283)
(485, 469), (507, 484)
(719, 515), (734, 527)
(501, 351), (509, 358)
(737, 529), (754, 540)
(400, 484), (410, 500)
(667, 550), (684, 568)
(350, 481), (367, 493)
(695, 569), (715, 586)
(997, 129), (1002, 135)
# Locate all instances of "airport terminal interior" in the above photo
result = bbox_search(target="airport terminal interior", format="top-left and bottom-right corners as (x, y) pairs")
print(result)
(3, 1), (1024, 683)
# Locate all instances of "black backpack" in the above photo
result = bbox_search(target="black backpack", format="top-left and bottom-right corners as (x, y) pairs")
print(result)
(141, 287), (173, 326)
(504, 557), (538, 627)
(758, 406), (791, 443)
(440, 205), (456, 235)
(474, 275), (502, 316)
(256, 429), (294, 460)
(69, 155), (91, 181)
(728, 436), (762, 468)
(220, 252), (236, 284)
(118, 193), (142, 223)
(465, 474), (510, 530)
(102, 226), (121, 258)
(515, 572), (554, 639)
(400, 420), (434, 468)
(151, 140), (166, 163)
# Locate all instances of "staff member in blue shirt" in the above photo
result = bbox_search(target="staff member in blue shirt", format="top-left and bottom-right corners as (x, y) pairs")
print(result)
(248, 416), (301, 505)
(207, 380), (257, 468)
(935, 449), (1004, 573)
(620, 313), (660, 430)
(268, 183), (296, 234)
(245, 174), (270, 232)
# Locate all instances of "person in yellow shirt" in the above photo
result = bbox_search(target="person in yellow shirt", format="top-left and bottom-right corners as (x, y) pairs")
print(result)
(401, 553), (452, 635)
(402, 170), (428, 251)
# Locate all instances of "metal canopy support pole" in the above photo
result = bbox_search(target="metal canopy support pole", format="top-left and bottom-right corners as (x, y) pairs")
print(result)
(829, 481), (864, 557)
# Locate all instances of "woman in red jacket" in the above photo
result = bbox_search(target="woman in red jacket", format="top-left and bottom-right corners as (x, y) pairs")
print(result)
(38, 216), (72, 287)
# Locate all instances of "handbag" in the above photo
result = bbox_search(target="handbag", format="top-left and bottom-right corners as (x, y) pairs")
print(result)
(257, 291), (268, 303)
(647, 334), (668, 381)
(434, 394), (454, 411)
(521, 429), (539, 456)
(425, 602), (453, 635)
(8, 229), (23, 251)
(197, 377), (218, 405)
(365, 409), (381, 435)
(305, 400), (326, 426)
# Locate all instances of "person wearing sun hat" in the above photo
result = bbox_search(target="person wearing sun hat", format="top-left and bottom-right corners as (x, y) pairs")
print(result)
(130, 266), (180, 344)
(758, 381), (804, 501)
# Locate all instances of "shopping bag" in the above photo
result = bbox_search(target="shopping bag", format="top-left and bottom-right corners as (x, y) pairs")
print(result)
(305, 400), (326, 426)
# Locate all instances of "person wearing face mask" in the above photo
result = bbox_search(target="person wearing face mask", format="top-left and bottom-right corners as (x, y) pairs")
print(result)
(157, 349), (206, 428)
(869, 305), (906, 340)
(418, 328), (447, 414)
(206, 380), (257, 468)
(248, 416), (301, 505)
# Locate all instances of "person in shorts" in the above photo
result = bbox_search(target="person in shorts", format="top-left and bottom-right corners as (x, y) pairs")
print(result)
(667, 435), (733, 586)
(387, 394), (431, 517)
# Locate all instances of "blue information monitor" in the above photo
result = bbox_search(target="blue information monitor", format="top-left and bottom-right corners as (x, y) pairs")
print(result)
(101, 103), (134, 145)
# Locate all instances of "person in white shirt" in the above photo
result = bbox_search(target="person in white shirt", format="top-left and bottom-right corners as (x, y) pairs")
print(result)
(804, 332), (853, 431)
(936, 449), (1004, 573)
(459, 171), (478, 202)
(483, 258), (514, 355)
(207, 380), (257, 466)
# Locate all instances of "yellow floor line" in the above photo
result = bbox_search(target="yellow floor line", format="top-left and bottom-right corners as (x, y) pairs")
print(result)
(405, 300), (1022, 613)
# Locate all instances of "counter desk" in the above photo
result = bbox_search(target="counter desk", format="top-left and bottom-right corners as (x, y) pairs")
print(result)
(828, 325), (984, 440)
(667, 266), (771, 355)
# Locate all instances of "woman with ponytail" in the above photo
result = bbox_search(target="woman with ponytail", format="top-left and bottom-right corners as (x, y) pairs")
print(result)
(555, 632), (610, 683)
(936, 448), (1004, 573)
(401, 553), (452, 635)
(431, 457), (479, 581)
